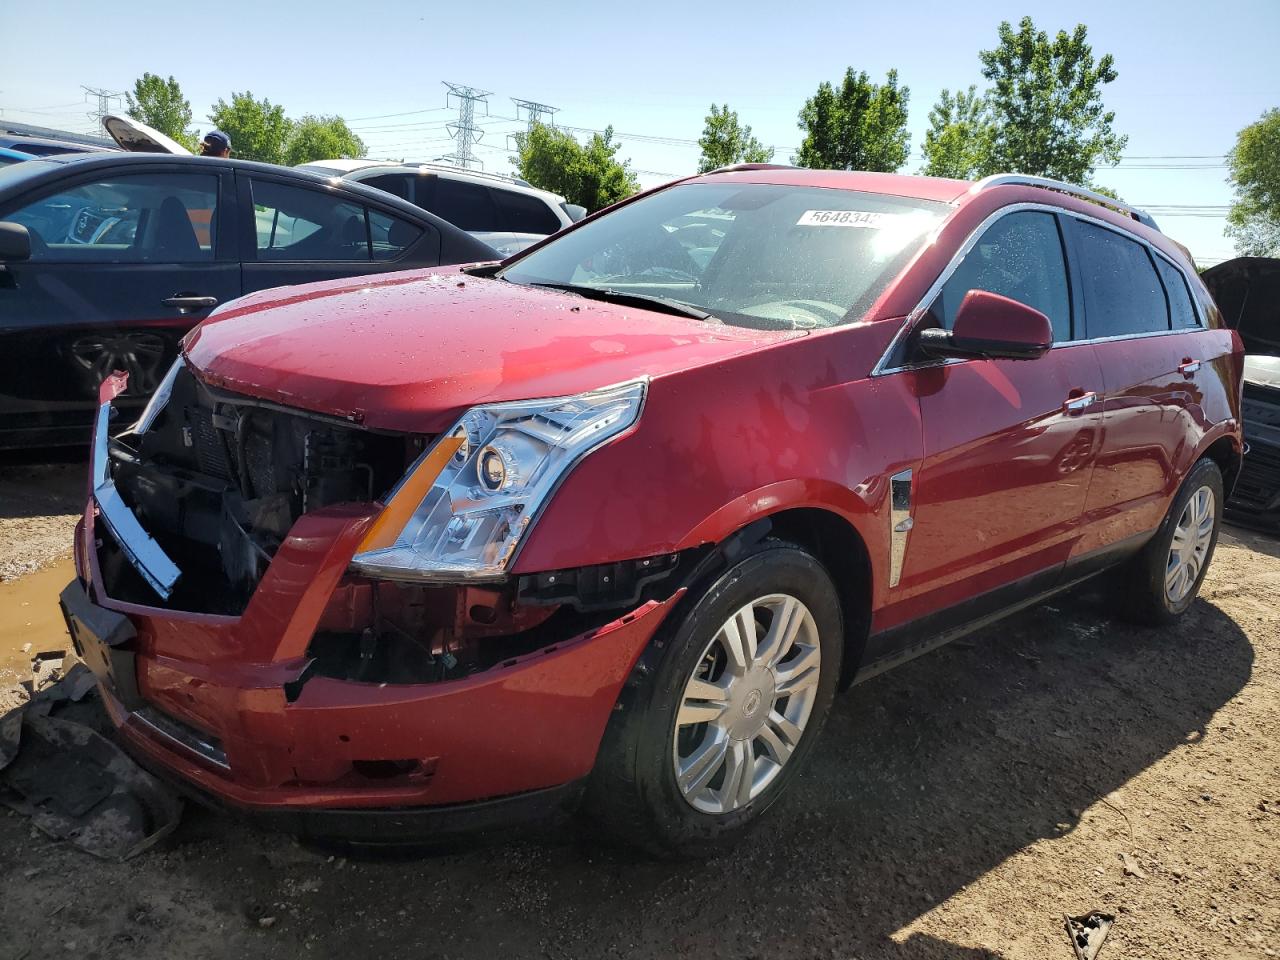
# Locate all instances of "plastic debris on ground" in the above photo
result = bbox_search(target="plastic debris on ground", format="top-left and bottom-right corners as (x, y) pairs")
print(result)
(0, 655), (182, 860)
(1064, 911), (1115, 960)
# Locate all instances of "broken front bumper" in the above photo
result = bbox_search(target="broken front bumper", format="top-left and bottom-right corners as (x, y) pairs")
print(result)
(73, 495), (678, 831)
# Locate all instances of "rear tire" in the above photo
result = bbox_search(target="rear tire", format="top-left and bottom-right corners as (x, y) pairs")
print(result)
(1117, 457), (1223, 625)
(584, 539), (843, 857)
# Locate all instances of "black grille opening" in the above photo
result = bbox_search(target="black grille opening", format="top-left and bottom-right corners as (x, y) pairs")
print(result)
(1234, 443), (1280, 508)
(101, 365), (430, 614)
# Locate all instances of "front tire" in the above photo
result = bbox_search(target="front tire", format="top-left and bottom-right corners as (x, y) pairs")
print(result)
(585, 539), (843, 857)
(1117, 457), (1223, 625)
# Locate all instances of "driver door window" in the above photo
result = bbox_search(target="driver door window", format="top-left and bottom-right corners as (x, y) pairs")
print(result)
(934, 211), (1072, 342)
(7, 173), (218, 263)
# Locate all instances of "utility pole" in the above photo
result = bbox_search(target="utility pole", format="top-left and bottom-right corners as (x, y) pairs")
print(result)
(508, 98), (559, 155)
(81, 85), (124, 133)
(439, 81), (491, 170)
(511, 98), (558, 130)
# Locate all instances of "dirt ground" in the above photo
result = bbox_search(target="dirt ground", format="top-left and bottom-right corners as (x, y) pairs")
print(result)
(0, 459), (1276, 960)
(0, 461), (82, 583)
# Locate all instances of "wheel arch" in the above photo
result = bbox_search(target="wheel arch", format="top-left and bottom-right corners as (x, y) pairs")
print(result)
(1200, 433), (1243, 496)
(669, 504), (875, 691)
(765, 507), (873, 690)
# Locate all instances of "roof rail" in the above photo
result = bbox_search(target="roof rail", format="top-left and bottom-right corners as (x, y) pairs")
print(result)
(706, 163), (798, 175)
(399, 161), (535, 189)
(971, 174), (1160, 231)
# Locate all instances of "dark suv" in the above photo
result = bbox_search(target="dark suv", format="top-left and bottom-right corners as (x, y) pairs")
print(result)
(60, 166), (1243, 854)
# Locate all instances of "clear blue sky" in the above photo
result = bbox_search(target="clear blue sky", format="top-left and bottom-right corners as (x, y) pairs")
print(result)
(3, 0), (1277, 264)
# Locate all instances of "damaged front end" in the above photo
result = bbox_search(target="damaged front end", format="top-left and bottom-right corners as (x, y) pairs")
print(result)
(101, 362), (428, 613)
(76, 363), (686, 821)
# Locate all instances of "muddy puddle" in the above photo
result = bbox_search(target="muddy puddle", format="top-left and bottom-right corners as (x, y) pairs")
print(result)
(0, 556), (75, 688)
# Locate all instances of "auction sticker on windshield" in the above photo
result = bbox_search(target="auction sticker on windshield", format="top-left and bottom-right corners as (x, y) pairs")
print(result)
(796, 210), (893, 227)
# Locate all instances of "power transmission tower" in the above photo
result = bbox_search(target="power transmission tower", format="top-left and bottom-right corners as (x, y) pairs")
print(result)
(82, 85), (125, 133)
(512, 98), (558, 130)
(438, 81), (491, 170)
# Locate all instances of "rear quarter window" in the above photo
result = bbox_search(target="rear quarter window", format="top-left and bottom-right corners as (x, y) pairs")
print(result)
(1154, 256), (1201, 329)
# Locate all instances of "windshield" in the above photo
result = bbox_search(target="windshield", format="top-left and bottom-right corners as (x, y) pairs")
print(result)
(500, 182), (947, 330)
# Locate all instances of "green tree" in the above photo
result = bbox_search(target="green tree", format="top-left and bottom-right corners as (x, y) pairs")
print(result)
(1226, 108), (1280, 256)
(976, 17), (1127, 183)
(794, 68), (910, 172)
(920, 86), (991, 179)
(512, 123), (639, 212)
(207, 91), (291, 164)
(125, 73), (196, 150)
(284, 115), (366, 166)
(696, 103), (773, 173)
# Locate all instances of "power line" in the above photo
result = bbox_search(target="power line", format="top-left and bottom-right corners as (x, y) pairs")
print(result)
(347, 106), (450, 123)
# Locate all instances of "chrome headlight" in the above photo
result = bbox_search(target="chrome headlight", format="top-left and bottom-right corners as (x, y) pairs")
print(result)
(351, 380), (646, 580)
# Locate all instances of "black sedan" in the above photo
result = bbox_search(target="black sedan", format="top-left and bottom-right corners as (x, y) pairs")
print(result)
(0, 153), (496, 449)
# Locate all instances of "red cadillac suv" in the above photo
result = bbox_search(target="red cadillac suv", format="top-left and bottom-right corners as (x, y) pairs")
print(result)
(62, 165), (1244, 854)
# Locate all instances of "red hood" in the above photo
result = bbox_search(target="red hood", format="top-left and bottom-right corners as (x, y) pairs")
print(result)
(184, 269), (795, 432)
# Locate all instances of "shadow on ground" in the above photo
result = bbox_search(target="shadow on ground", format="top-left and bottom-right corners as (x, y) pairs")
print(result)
(1222, 521), (1280, 561)
(0, 456), (84, 521)
(115, 583), (1251, 960)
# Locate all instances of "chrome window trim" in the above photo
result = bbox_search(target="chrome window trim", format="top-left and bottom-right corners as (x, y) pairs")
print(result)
(92, 401), (181, 598)
(870, 202), (1205, 378)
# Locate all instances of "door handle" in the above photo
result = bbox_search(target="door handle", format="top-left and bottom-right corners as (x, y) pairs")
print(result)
(1063, 391), (1096, 414)
(1178, 358), (1201, 376)
(161, 294), (218, 313)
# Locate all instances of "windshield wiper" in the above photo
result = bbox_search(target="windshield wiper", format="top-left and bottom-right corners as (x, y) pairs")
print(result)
(525, 281), (717, 322)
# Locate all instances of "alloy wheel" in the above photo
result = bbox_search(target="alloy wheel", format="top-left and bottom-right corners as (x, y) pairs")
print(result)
(70, 332), (170, 394)
(672, 593), (822, 814)
(1166, 485), (1215, 604)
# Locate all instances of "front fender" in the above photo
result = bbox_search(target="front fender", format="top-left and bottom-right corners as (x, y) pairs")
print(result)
(675, 477), (883, 559)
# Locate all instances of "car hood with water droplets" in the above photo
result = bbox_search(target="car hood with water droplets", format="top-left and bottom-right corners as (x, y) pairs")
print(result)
(183, 267), (796, 433)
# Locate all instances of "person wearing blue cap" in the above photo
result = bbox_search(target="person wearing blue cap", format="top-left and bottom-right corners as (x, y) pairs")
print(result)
(200, 130), (231, 158)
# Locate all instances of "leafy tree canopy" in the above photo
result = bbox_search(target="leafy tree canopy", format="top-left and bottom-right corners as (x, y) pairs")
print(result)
(976, 16), (1127, 183)
(125, 73), (196, 150)
(208, 91), (291, 164)
(919, 85), (989, 179)
(794, 68), (911, 172)
(697, 103), (773, 173)
(284, 115), (366, 167)
(1226, 108), (1280, 256)
(512, 123), (639, 212)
